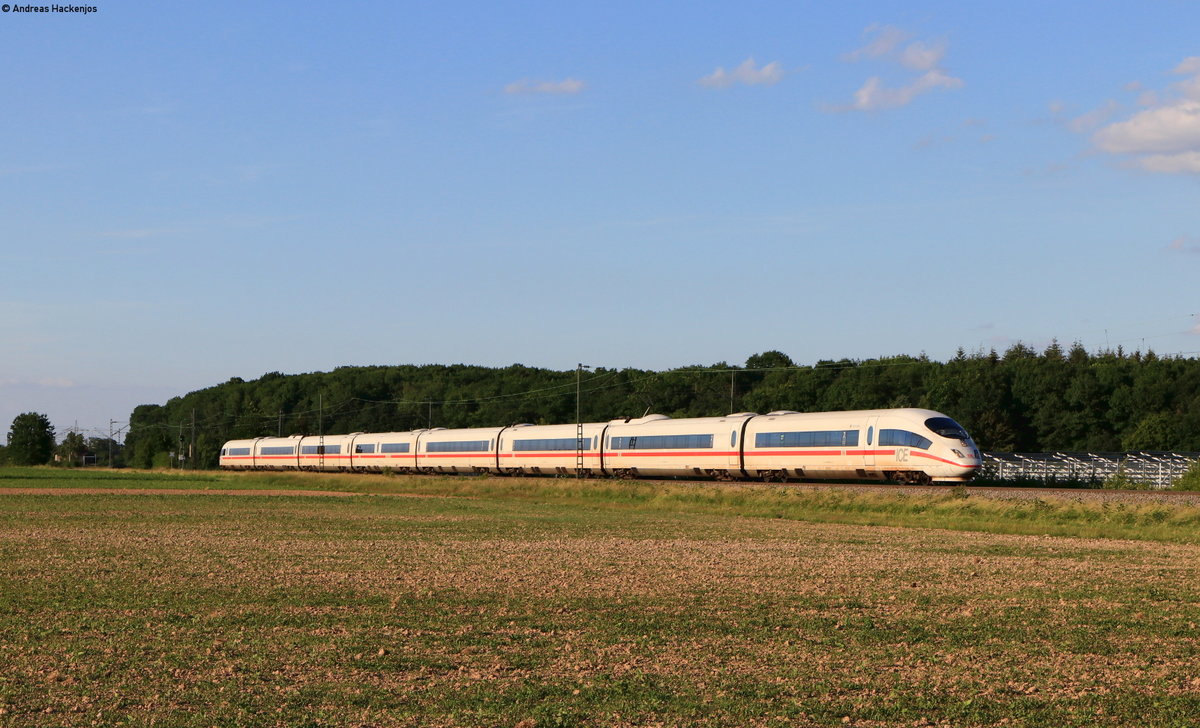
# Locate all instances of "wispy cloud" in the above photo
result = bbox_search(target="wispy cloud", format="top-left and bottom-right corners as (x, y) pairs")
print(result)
(1068, 100), (1121, 133)
(504, 78), (586, 95)
(832, 25), (963, 112)
(847, 69), (963, 111)
(1087, 57), (1200, 175)
(1169, 235), (1200, 254)
(842, 24), (910, 63)
(698, 58), (784, 89)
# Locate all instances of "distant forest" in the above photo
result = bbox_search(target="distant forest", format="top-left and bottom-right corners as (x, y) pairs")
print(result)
(124, 344), (1200, 468)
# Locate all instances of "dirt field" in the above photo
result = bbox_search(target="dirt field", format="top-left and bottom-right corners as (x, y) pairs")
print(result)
(0, 474), (1197, 726)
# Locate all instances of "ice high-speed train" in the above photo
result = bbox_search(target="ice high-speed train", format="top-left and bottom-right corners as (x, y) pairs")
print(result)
(220, 408), (980, 484)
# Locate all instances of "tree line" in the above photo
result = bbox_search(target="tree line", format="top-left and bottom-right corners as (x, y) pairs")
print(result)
(106, 343), (1200, 469)
(1, 412), (125, 467)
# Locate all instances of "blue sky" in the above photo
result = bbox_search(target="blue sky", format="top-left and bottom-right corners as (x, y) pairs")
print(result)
(2, 1), (1198, 441)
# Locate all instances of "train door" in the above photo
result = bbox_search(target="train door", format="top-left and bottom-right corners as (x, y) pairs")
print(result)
(863, 416), (878, 467)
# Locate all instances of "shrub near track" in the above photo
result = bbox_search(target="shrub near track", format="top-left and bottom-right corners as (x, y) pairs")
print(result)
(0, 472), (1199, 726)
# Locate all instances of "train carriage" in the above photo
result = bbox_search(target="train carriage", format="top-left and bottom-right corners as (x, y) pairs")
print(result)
(415, 426), (506, 474)
(219, 438), (264, 469)
(742, 408), (979, 483)
(603, 413), (752, 479)
(498, 423), (606, 476)
(345, 430), (421, 472)
(252, 435), (303, 470)
(742, 410), (869, 481)
(294, 433), (357, 471)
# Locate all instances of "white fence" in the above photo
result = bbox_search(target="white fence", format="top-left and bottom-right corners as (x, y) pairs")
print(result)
(980, 452), (1199, 489)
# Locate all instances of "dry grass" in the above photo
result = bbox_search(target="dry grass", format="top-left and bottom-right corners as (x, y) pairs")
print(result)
(0, 474), (1198, 726)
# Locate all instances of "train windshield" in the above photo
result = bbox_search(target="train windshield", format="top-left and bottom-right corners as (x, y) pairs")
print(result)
(924, 417), (970, 441)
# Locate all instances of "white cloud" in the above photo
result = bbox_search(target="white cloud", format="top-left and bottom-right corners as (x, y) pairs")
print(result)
(898, 40), (946, 71)
(698, 58), (784, 89)
(835, 25), (962, 112)
(1095, 101), (1200, 154)
(504, 78), (586, 95)
(1174, 57), (1200, 75)
(1138, 150), (1200, 174)
(1137, 90), (1161, 107)
(843, 25), (910, 62)
(846, 68), (963, 111)
(1086, 59), (1200, 174)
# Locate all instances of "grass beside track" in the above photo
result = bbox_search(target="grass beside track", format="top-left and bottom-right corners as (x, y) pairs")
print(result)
(4, 467), (1198, 545)
(0, 469), (1198, 726)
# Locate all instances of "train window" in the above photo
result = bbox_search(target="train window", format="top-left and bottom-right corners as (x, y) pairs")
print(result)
(380, 443), (410, 453)
(427, 440), (490, 453)
(610, 434), (714, 449)
(355, 443), (376, 454)
(755, 430), (859, 448)
(261, 446), (295, 455)
(731, 431), (737, 448)
(879, 429), (932, 450)
(513, 437), (587, 451)
(924, 417), (970, 441)
(227, 447), (251, 456)
(867, 427), (873, 446)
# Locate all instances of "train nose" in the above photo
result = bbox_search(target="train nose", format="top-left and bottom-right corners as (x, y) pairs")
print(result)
(951, 447), (981, 465)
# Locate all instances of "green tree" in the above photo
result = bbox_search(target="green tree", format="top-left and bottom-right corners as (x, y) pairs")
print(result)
(86, 437), (125, 468)
(7, 412), (55, 466)
(57, 431), (87, 466)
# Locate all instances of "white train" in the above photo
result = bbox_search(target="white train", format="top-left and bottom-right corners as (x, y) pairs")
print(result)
(220, 408), (981, 484)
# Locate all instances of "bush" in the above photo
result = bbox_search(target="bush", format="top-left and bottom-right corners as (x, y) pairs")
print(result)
(1172, 460), (1200, 491)
(1105, 462), (1152, 490)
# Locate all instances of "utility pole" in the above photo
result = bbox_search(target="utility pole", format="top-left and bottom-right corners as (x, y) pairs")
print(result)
(190, 408), (196, 470)
(576, 363), (591, 477)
